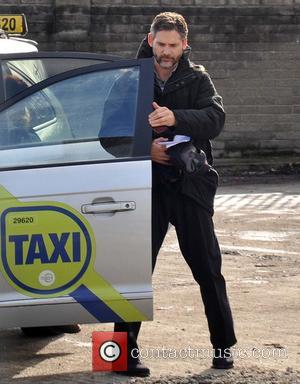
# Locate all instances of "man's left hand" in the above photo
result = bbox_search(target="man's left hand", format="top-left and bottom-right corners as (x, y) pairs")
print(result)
(149, 102), (176, 128)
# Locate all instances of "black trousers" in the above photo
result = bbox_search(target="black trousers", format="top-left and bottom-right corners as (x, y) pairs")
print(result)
(115, 171), (237, 351)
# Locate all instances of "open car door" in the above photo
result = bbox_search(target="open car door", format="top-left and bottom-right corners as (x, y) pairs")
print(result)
(0, 54), (153, 327)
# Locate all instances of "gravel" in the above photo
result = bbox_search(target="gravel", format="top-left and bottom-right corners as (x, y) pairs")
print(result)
(129, 367), (300, 384)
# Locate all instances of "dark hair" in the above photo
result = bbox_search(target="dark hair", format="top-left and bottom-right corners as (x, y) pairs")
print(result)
(150, 12), (188, 39)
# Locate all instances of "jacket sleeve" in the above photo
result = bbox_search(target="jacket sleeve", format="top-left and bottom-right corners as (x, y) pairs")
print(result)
(172, 71), (225, 140)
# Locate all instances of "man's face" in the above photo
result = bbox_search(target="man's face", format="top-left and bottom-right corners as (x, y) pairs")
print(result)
(148, 30), (187, 70)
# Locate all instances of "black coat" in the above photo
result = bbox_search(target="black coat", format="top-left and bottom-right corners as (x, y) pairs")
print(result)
(137, 37), (224, 214)
(136, 37), (225, 166)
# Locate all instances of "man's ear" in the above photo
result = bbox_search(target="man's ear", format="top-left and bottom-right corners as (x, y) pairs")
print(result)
(182, 39), (188, 50)
(148, 33), (154, 47)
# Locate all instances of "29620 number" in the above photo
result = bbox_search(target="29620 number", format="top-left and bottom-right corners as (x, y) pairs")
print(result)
(12, 217), (34, 224)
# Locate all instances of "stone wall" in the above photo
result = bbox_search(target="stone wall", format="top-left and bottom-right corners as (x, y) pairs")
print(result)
(1, 0), (299, 165)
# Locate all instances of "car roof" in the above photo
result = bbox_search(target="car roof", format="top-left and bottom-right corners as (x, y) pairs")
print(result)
(0, 35), (38, 54)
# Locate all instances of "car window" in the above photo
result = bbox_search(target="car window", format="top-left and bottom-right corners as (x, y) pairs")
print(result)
(2, 58), (110, 100)
(0, 66), (140, 168)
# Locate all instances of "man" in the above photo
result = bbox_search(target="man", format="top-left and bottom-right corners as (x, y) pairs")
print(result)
(115, 12), (237, 377)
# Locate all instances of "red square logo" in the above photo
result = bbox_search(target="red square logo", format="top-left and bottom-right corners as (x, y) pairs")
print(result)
(92, 331), (127, 372)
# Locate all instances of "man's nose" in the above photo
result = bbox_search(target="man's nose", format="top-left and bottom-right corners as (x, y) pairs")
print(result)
(162, 46), (171, 55)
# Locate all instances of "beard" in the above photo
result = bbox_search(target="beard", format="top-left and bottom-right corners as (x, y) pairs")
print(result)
(153, 52), (181, 70)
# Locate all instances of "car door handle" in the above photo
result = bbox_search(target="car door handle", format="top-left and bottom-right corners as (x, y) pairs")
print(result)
(81, 201), (136, 214)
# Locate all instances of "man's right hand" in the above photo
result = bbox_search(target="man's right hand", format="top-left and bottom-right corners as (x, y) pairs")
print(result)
(151, 137), (171, 165)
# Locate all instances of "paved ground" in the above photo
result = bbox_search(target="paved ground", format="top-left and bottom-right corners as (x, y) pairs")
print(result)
(0, 177), (299, 383)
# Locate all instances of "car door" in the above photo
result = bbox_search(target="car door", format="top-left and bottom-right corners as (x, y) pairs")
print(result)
(0, 55), (153, 328)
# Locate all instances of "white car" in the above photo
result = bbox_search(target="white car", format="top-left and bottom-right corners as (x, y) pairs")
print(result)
(0, 15), (153, 329)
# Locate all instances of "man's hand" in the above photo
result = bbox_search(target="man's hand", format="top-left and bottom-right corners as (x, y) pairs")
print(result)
(151, 137), (171, 165)
(149, 102), (176, 128)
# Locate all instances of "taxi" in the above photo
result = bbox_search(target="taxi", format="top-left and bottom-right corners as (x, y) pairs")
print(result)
(0, 15), (153, 329)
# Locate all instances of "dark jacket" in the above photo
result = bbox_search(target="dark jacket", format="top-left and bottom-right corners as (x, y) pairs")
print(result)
(137, 37), (224, 213)
(136, 37), (225, 166)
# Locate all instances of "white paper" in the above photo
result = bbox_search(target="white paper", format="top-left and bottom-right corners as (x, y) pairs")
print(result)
(160, 135), (191, 149)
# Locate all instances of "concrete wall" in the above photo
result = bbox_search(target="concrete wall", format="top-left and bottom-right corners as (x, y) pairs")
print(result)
(1, 1), (299, 165)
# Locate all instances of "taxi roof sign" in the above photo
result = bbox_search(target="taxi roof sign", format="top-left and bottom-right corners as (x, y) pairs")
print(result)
(0, 14), (28, 36)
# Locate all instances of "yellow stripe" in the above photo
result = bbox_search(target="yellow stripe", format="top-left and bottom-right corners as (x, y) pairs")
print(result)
(82, 271), (148, 322)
